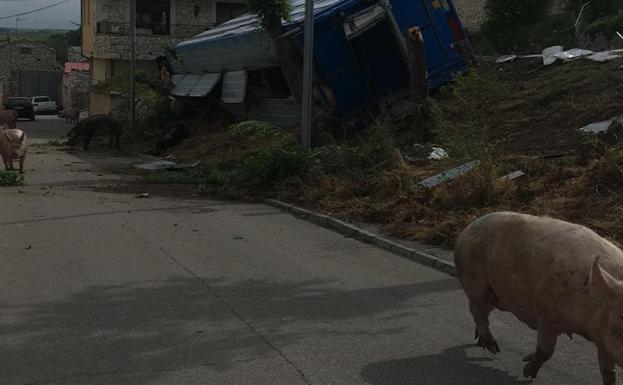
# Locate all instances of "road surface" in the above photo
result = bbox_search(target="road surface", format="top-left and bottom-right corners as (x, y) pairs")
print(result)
(0, 116), (616, 384)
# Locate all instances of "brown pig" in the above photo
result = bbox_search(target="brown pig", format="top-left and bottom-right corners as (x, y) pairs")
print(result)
(0, 110), (18, 129)
(455, 212), (623, 385)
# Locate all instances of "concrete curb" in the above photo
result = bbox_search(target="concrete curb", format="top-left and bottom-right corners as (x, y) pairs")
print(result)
(265, 199), (456, 276)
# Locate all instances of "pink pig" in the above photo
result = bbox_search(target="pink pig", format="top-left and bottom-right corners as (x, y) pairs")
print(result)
(455, 212), (623, 385)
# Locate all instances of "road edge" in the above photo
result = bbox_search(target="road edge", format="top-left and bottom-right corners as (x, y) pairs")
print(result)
(265, 199), (457, 276)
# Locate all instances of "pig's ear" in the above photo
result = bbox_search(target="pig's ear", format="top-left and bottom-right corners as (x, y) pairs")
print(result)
(591, 256), (623, 300)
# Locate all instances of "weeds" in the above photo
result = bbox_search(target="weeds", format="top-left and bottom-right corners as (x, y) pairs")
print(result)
(0, 171), (25, 187)
(236, 146), (313, 185)
(228, 121), (288, 139)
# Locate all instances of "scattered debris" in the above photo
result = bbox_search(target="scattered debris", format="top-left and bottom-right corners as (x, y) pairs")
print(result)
(135, 160), (177, 170)
(543, 46), (564, 65)
(579, 116), (623, 134)
(499, 46), (622, 67)
(618, 31), (623, 41)
(135, 193), (151, 199)
(496, 55), (517, 64)
(428, 147), (449, 161)
(555, 48), (593, 62)
(501, 170), (526, 182)
(586, 51), (621, 63)
(135, 159), (201, 171)
(420, 161), (480, 188)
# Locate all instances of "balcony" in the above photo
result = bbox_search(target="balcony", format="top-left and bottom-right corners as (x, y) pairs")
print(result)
(96, 21), (210, 38)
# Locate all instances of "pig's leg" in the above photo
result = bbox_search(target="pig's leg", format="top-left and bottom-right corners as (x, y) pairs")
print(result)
(465, 282), (500, 354)
(598, 348), (616, 385)
(19, 155), (25, 174)
(522, 324), (558, 378)
(83, 134), (93, 151)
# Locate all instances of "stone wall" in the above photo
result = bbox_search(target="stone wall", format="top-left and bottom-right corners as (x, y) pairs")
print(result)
(94, 34), (194, 61)
(0, 39), (57, 101)
(175, 0), (214, 27)
(453, 0), (487, 32)
(63, 70), (91, 110)
(452, 0), (572, 32)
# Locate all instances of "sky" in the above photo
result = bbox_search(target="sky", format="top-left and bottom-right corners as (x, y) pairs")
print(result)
(0, 0), (80, 30)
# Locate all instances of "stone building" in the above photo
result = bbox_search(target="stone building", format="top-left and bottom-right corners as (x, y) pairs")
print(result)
(62, 62), (91, 111)
(0, 38), (58, 104)
(68, 46), (88, 63)
(81, 0), (247, 115)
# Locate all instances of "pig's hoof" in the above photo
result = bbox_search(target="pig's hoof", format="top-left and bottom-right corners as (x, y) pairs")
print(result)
(477, 333), (500, 354)
(522, 355), (540, 379)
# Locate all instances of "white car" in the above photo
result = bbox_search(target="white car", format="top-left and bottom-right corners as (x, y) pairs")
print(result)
(31, 96), (57, 114)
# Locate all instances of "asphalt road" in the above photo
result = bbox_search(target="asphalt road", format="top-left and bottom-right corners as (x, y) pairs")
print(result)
(18, 114), (74, 140)
(0, 117), (617, 384)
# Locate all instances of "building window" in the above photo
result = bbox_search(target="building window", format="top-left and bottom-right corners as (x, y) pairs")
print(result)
(19, 47), (32, 55)
(216, 3), (247, 25)
(137, 0), (171, 35)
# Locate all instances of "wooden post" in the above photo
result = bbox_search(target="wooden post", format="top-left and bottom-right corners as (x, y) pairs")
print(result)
(405, 27), (431, 142)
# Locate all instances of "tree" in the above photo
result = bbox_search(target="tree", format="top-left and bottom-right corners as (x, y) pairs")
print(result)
(246, 0), (304, 104)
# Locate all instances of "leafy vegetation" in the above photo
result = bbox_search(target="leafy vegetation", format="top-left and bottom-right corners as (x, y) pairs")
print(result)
(0, 171), (25, 187)
(477, 0), (623, 53)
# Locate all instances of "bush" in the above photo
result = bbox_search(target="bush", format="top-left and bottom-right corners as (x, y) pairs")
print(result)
(236, 146), (312, 185)
(228, 121), (287, 139)
(585, 10), (623, 39)
(482, 0), (550, 51)
(0, 171), (25, 187)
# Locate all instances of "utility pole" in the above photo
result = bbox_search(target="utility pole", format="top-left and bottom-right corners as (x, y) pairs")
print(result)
(301, 0), (315, 150)
(15, 18), (27, 32)
(129, 0), (137, 130)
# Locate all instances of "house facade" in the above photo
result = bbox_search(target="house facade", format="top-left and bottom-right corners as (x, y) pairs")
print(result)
(81, 0), (247, 115)
(63, 62), (91, 111)
(0, 38), (58, 104)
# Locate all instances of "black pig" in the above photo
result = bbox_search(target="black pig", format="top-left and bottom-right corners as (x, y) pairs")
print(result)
(67, 114), (122, 150)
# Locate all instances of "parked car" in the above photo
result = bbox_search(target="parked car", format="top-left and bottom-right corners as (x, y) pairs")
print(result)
(31, 96), (57, 114)
(5, 97), (36, 121)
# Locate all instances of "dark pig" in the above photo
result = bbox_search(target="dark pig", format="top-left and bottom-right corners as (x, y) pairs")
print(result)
(67, 114), (121, 150)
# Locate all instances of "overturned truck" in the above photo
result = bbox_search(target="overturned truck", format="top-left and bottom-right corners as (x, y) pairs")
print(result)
(172, 0), (471, 127)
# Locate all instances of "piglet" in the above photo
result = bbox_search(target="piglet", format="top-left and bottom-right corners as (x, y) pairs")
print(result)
(455, 212), (623, 385)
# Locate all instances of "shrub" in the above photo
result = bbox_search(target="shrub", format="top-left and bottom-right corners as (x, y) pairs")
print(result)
(236, 146), (312, 185)
(0, 171), (25, 187)
(482, 0), (550, 51)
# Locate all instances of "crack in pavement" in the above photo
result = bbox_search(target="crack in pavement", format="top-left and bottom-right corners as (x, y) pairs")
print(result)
(116, 214), (314, 385)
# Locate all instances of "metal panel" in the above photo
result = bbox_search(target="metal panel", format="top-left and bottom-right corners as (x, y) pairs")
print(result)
(189, 73), (221, 97)
(221, 71), (247, 103)
(18, 71), (62, 102)
(171, 74), (201, 96)
(171, 74), (186, 85)
(343, 5), (385, 39)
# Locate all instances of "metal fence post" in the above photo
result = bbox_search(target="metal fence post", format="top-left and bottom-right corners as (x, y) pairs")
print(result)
(301, 0), (315, 150)
(130, 0), (137, 130)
